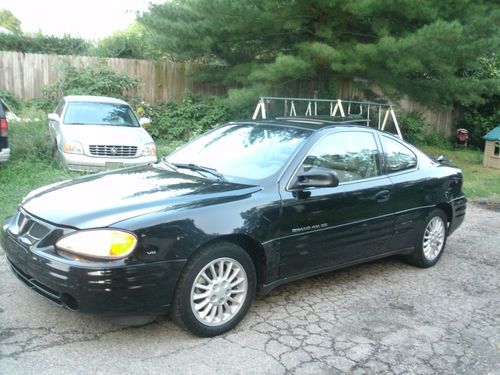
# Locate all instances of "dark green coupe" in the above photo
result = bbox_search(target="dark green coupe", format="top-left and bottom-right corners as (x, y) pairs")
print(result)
(2, 118), (466, 336)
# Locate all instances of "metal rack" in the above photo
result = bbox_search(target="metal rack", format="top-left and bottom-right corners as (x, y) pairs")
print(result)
(252, 96), (402, 139)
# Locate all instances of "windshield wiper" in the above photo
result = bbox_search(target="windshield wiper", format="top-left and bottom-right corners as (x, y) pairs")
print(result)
(173, 163), (226, 181)
(158, 157), (179, 172)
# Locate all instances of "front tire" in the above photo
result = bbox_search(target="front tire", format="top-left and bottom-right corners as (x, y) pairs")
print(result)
(407, 208), (448, 268)
(172, 242), (256, 337)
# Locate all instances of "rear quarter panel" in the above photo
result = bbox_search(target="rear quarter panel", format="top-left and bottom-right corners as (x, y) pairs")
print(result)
(388, 164), (464, 251)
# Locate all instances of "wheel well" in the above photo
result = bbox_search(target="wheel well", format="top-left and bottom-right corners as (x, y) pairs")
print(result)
(197, 235), (267, 286)
(436, 202), (453, 227)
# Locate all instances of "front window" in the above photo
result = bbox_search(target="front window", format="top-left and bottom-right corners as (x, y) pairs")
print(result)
(300, 131), (381, 183)
(63, 102), (139, 127)
(494, 142), (500, 157)
(167, 124), (311, 182)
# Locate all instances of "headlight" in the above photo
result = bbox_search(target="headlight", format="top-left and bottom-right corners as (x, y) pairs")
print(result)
(63, 140), (83, 154)
(141, 142), (157, 156)
(56, 229), (137, 260)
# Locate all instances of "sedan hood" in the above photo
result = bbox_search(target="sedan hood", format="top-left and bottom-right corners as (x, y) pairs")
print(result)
(61, 124), (152, 146)
(22, 165), (260, 228)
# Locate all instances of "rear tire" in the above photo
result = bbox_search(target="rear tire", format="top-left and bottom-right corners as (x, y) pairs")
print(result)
(171, 242), (256, 337)
(406, 208), (448, 268)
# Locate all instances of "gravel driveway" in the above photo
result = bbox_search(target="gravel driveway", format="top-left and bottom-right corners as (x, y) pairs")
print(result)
(1, 203), (499, 374)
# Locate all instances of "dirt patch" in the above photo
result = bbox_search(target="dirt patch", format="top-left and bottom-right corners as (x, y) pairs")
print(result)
(471, 199), (500, 212)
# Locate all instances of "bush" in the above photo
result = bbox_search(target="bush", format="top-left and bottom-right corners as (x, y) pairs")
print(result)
(137, 93), (231, 142)
(21, 98), (56, 112)
(0, 87), (20, 112)
(423, 132), (452, 149)
(458, 56), (499, 149)
(43, 61), (139, 105)
(9, 120), (54, 161)
(400, 112), (431, 146)
(399, 111), (455, 148)
(460, 100), (500, 149)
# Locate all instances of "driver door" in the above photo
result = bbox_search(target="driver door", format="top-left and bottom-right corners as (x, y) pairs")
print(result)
(278, 130), (395, 277)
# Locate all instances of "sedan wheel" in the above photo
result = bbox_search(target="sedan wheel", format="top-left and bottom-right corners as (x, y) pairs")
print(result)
(406, 208), (448, 268)
(190, 257), (248, 327)
(172, 242), (256, 337)
(422, 216), (446, 261)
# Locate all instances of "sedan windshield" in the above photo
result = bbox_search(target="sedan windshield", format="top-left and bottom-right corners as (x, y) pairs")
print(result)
(64, 102), (140, 127)
(167, 124), (312, 182)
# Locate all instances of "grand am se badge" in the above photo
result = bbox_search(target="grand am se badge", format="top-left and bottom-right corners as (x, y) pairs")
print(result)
(291, 223), (328, 233)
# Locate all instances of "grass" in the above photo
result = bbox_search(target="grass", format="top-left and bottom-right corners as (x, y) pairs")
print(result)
(1, 120), (499, 221)
(0, 120), (77, 221)
(0, 119), (180, 221)
(422, 145), (500, 202)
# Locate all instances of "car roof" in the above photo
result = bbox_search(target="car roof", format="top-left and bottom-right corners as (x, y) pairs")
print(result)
(228, 117), (379, 133)
(63, 95), (129, 105)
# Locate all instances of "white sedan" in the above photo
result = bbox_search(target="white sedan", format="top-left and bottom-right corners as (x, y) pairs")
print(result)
(48, 95), (157, 171)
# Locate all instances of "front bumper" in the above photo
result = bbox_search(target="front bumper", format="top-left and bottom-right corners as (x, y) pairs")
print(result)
(0, 147), (10, 162)
(1, 213), (186, 316)
(59, 151), (157, 172)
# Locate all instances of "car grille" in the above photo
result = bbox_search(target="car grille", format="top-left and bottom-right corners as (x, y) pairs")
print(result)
(89, 145), (138, 157)
(8, 210), (51, 246)
(3, 210), (79, 310)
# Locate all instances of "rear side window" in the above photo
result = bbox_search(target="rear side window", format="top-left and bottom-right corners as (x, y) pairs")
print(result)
(381, 136), (417, 173)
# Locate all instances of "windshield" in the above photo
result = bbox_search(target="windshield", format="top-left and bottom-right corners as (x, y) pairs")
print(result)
(167, 124), (312, 182)
(63, 102), (140, 127)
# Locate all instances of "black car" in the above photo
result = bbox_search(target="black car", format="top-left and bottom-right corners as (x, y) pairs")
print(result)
(1, 118), (466, 336)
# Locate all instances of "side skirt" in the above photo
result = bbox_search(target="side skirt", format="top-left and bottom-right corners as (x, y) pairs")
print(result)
(260, 247), (414, 294)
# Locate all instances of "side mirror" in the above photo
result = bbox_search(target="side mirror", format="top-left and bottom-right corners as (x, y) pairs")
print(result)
(48, 113), (60, 122)
(139, 117), (151, 127)
(291, 167), (340, 190)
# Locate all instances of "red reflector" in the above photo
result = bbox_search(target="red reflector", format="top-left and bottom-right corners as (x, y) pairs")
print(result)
(0, 118), (7, 137)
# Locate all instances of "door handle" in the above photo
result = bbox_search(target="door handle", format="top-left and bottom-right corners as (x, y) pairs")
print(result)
(375, 190), (391, 202)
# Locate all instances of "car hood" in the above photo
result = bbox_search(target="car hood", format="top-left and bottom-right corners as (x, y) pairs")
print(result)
(22, 165), (261, 229)
(61, 124), (153, 146)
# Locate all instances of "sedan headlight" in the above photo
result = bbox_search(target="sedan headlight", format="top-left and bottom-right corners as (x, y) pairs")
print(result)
(63, 140), (83, 154)
(56, 229), (137, 260)
(141, 142), (157, 156)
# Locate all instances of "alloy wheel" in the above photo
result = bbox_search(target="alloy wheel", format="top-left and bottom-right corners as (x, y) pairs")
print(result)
(422, 216), (446, 261)
(190, 257), (248, 327)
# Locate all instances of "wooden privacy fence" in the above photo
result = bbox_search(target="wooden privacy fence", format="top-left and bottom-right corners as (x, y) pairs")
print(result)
(0, 51), (226, 103)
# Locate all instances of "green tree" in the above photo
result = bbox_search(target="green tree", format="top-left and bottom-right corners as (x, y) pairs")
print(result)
(140, 0), (500, 109)
(94, 21), (159, 59)
(0, 32), (91, 55)
(460, 56), (500, 148)
(0, 9), (22, 34)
